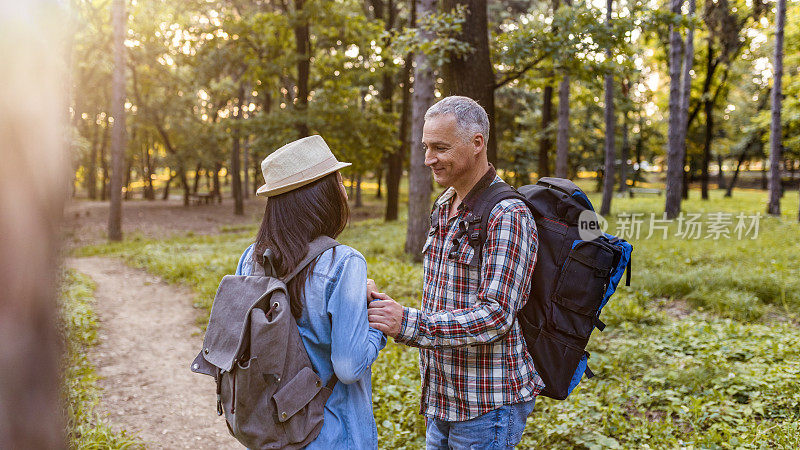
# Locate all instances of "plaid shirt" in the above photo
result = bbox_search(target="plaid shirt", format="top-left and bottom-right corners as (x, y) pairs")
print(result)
(395, 168), (544, 421)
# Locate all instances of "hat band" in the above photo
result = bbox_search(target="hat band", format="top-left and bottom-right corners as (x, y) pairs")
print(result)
(267, 155), (340, 189)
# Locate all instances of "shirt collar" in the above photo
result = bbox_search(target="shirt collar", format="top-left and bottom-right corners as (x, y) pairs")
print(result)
(459, 165), (497, 212)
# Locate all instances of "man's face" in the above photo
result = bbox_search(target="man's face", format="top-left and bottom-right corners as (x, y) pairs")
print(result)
(422, 114), (479, 187)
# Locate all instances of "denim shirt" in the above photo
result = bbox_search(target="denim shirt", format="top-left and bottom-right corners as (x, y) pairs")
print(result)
(236, 243), (386, 449)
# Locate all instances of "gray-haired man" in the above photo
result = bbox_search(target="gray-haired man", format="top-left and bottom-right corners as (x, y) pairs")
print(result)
(368, 96), (543, 449)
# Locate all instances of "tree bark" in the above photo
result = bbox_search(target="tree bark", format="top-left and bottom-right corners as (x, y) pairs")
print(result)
(385, 50), (409, 221)
(599, 0), (615, 217)
(162, 172), (173, 200)
(619, 79), (641, 193)
(677, 0), (696, 202)
(441, 0), (497, 165)
(355, 173), (363, 207)
(232, 84), (245, 216)
(192, 163), (202, 195)
(716, 154), (726, 190)
(701, 36), (714, 200)
(86, 113), (100, 199)
(100, 115), (110, 201)
(406, 0), (435, 260)
(108, 0), (126, 242)
(767, 0), (786, 216)
(555, 73), (570, 178)
(213, 162), (222, 202)
(539, 84), (553, 178)
(554, 0), (573, 179)
(664, 0), (685, 219)
(293, 0), (311, 138)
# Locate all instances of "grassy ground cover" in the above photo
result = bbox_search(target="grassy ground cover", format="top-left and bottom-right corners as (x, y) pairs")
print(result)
(73, 187), (800, 448)
(59, 270), (143, 449)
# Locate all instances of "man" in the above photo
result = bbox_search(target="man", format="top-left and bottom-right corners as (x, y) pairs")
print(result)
(368, 96), (543, 449)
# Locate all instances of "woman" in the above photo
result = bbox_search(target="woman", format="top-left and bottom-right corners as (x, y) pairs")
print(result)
(235, 135), (386, 449)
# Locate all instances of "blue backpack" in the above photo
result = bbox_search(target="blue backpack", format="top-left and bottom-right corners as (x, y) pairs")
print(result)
(460, 177), (632, 400)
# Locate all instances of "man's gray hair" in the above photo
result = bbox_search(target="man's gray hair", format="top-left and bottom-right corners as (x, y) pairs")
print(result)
(424, 96), (490, 144)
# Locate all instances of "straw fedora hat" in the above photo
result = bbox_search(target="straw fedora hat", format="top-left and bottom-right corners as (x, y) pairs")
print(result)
(256, 135), (351, 197)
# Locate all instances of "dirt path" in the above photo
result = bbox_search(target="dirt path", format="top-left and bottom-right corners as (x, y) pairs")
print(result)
(67, 256), (240, 449)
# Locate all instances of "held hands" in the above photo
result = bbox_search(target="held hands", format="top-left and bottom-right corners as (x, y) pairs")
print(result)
(366, 279), (403, 338)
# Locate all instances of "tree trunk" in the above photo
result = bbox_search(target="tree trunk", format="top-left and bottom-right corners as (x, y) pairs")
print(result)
(386, 52), (411, 220)
(293, 0), (311, 137)
(599, 0), (615, 217)
(677, 0), (696, 202)
(192, 163), (202, 195)
(554, 0), (573, 179)
(555, 73), (570, 178)
(701, 90), (713, 200)
(376, 166), (383, 199)
(100, 116), (110, 201)
(619, 108), (630, 192)
(143, 136), (155, 200)
(86, 113), (100, 199)
(123, 158), (132, 200)
(179, 166), (190, 206)
(243, 136), (250, 199)
(716, 154), (726, 190)
(664, 0), (685, 219)
(767, 0), (786, 216)
(355, 173), (363, 207)
(232, 84), (245, 215)
(701, 35), (713, 200)
(441, 0), (497, 165)
(162, 172), (173, 200)
(213, 162), (222, 203)
(406, 0), (435, 260)
(107, 0), (126, 242)
(539, 84), (553, 178)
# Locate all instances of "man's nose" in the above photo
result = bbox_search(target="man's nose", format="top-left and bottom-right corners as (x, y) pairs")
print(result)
(424, 149), (436, 167)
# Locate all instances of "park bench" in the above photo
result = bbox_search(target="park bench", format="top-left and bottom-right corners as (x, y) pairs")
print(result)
(189, 192), (213, 205)
(628, 187), (662, 198)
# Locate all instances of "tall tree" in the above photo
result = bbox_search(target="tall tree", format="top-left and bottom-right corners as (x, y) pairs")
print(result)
(767, 0), (786, 216)
(678, 0), (696, 198)
(664, 0), (685, 219)
(406, 0), (435, 260)
(293, 0), (311, 138)
(554, 0), (573, 178)
(108, 0), (127, 241)
(232, 83), (245, 216)
(441, 0), (498, 164)
(539, 83), (554, 178)
(599, 0), (615, 216)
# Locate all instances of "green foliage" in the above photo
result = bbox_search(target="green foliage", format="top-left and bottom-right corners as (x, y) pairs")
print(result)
(60, 270), (144, 449)
(75, 187), (800, 447)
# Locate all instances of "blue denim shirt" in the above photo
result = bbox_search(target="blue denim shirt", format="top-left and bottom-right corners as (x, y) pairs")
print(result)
(236, 243), (386, 449)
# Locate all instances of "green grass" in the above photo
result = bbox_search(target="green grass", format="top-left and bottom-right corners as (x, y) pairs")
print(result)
(71, 186), (800, 448)
(60, 270), (144, 449)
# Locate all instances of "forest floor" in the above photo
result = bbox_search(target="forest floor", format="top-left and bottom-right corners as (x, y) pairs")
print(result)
(66, 256), (240, 449)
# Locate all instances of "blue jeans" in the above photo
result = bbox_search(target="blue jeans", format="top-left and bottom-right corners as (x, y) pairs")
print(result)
(425, 400), (535, 450)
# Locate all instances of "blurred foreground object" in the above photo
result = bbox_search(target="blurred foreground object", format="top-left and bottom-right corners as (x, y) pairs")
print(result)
(0, 0), (69, 448)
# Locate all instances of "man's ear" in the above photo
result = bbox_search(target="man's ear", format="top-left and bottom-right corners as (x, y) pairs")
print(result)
(472, 133), (485, 156)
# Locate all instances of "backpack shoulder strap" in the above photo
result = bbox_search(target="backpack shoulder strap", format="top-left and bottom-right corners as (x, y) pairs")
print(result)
(465, 182), (528, 267)
(284, 235), (340, 282)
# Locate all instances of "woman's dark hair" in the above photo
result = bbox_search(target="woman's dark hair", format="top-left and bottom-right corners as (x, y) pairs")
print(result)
(253, 172), (349, 318)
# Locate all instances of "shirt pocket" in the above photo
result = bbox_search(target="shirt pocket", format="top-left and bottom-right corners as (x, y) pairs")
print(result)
(447, 240), (480, 292)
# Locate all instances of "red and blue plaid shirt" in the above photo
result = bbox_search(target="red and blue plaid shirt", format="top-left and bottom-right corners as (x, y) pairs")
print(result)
(396, 168), (544, 421)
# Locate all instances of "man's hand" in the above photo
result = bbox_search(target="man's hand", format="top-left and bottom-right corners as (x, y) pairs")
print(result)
(367, 278), (379, 301)
(367, 293), (404, 338)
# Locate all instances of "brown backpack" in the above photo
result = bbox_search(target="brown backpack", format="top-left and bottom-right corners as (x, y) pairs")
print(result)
(191, 236), (339, 449)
